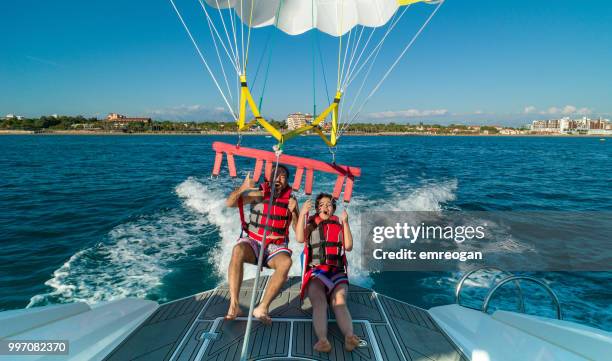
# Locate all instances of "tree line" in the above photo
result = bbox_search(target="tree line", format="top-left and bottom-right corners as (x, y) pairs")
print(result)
(1, 116), (512, 134)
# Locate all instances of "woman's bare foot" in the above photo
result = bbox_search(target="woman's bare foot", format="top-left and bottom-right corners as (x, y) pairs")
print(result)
(224, 302), (242, 320)
(253, 305), (272, 325)
(345, 334), (361, 352)
(313, 339), (332, 353)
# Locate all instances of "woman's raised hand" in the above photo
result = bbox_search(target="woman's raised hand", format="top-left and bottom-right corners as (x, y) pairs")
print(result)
(300, 199), (312, 215)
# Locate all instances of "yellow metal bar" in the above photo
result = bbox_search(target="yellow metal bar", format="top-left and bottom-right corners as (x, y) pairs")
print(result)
(313, 128), (334, 147)
(238, 75), (249, 130)
(236, 76), (343, 146)
(397, 0), (433, 5)
(284, 124), (316, 142)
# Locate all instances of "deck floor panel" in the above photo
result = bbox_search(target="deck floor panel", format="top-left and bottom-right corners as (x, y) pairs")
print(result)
(105, 277), (466, 361)
(173, 321), (214, 361)
(200, 289), (262, 320)
(292, 321), (375, 361)
(203, 320), (290, 360)
(378, 295), (465, 361)
(104, 291), (214, 361)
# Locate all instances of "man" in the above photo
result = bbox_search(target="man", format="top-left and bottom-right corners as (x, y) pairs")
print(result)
(225, 165), (298, 324)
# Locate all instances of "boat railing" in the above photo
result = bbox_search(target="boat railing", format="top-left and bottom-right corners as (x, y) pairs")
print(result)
(482, 275), (563, 320)
(455, 267), (562, 320)
(455, 266), (525, 313)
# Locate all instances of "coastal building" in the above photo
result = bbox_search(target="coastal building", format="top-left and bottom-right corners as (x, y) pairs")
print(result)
(105, 113), (152, 128)
(286, 113), (313, 130)
(4, 114), (24, 120)
(106, 113), (151, 123)
(499, 128), (521, 135)
(531, 117), (611, 135)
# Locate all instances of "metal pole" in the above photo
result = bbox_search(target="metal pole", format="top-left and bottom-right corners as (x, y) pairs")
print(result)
(239, 146), (283, 361)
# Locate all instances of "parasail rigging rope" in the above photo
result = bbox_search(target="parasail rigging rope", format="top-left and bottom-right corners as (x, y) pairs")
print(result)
(199, 0), (235, 102)
(169, 0), (237, 120)
(239, 147), (283, 361)
(338, 0), (444, 138)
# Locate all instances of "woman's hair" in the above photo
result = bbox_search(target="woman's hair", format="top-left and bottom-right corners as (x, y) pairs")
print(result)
(315, 193), (336, 212)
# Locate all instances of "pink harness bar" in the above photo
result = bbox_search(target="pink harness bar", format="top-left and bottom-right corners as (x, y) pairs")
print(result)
(212, 142), (361, 202)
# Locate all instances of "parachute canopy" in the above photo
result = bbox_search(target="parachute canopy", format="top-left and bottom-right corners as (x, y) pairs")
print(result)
(171, 0), (443, 147)
(205, 0), (438, 36)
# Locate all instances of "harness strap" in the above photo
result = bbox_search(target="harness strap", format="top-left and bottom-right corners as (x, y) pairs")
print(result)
(237, 197), (248, 232)
(310, 241), (343, 248)
(248, 222), (288, 235)
(249, 210), (290, 221)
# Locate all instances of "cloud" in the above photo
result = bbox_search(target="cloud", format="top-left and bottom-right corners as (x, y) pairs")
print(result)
(366, 109), (449, 119)
(524, 106), (537, 114)
(523, 105), (593, 116)
(146, 104), (233, 121)
(25, 55), (61, 67)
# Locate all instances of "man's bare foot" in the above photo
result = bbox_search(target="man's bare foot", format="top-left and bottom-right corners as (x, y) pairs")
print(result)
(252, 305), (272, 325)
(345, 334), (361, 352)
(313, 339), (332, 353)
(224, 302), (242, 320)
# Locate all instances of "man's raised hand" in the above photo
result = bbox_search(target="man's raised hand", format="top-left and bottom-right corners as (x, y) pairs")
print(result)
(239, 172), (258, 192)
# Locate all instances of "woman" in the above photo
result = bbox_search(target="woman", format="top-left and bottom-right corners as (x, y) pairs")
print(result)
(296, 193), (360, 353)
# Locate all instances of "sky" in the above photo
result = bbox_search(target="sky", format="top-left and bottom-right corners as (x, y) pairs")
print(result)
(1, 0), (611, 126)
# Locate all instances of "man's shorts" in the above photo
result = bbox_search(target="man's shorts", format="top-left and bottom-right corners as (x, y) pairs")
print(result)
(237, 237), (292, 268)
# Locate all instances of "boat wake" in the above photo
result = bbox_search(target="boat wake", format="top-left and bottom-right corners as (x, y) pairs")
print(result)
(28, 176), (460, 307)
(175, 176), (461, 289)
(27, 206), (212, 307)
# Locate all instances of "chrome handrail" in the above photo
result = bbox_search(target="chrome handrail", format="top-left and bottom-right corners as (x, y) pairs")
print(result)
(482, 275), (562, 320)
(455, 267), (525, 313)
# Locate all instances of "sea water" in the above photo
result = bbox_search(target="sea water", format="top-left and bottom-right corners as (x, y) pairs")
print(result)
(0, 135), (610, 331)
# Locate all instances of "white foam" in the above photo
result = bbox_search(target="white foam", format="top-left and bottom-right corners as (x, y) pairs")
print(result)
(177, 176), (459, 290)
(28, 210), (207, 307)
(29, 177), (461, 307)
(391, 179), (458, 212)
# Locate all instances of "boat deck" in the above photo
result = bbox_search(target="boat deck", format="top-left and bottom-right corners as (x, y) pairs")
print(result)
(104, 276), (467, 361)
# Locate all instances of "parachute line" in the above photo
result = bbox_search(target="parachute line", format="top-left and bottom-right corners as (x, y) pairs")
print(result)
(344, 5), (409, 89)
(213, 0), (241, 70)
(198, 0), (237, 102)
(341, 24), (365, 91)
(341, 0), (386, 91)
(169, 0), (237, 120)
(339, 27), (353, 92)
(244, 0), (256, 71)
(339, 0), (444, 137)
(340, 8), (404, 135)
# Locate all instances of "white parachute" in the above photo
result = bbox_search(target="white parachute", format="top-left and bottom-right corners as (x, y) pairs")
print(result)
(170, 0), (444, 145)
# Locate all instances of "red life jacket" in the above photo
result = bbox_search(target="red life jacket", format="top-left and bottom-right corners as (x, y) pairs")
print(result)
(305, 215), (345, 269)
(243, 183), (293, 245)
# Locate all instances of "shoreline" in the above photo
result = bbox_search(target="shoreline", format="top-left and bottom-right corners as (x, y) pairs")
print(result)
(0, 130), (609, 137)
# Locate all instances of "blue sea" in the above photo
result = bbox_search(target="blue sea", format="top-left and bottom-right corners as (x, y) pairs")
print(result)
(1, 135), (610, 331)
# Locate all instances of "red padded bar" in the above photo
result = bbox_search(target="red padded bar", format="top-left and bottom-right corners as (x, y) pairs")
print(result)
(332, 175), (345, 200)
(227, 153), (237, 177)
(253, 159), (264, 182)
(343, 176), (354, 203)
(212, 152), (223, 176)
(305, 168), (314, 195)
(264, 161), (273, 181)
(212, 142), (361, 202)
(292, 167), (304, 191)
(212, 142), (361, 177)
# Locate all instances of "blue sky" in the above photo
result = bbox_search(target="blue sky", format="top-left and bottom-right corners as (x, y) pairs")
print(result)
(1, 0), (610, 126)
